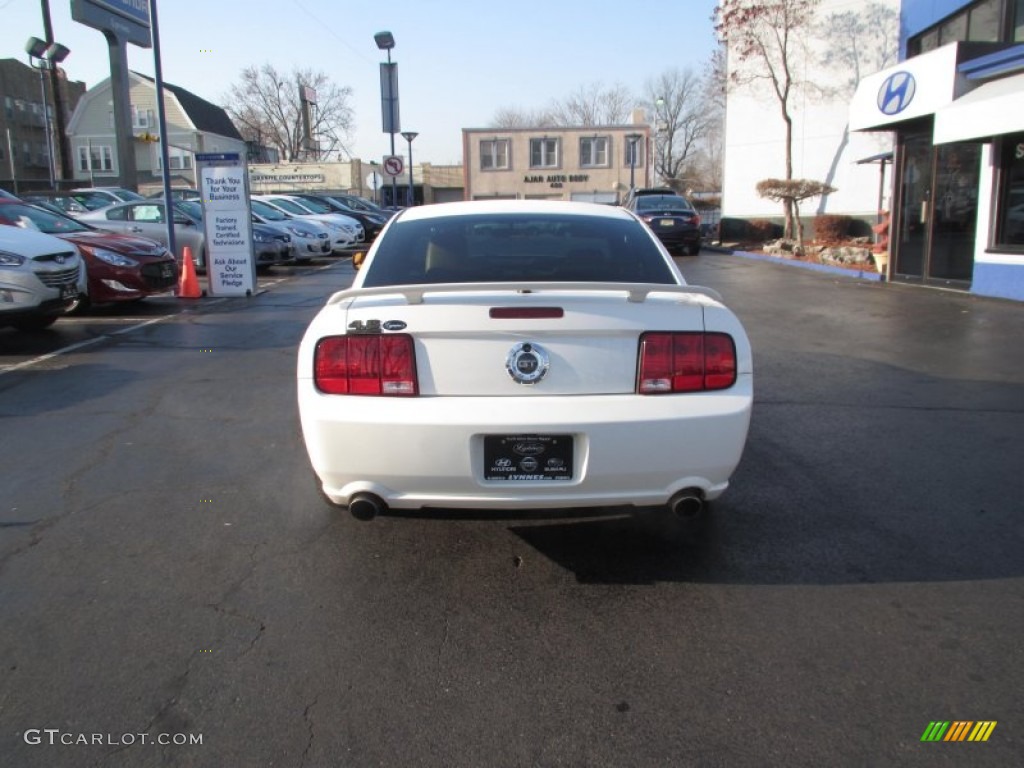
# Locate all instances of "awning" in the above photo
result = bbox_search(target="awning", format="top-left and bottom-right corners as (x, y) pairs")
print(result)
(933, 72), (1024, 144)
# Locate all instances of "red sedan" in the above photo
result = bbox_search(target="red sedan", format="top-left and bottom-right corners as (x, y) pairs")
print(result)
(0, 198), (178, 307)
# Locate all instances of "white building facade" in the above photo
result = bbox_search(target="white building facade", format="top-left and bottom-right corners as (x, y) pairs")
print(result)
(721, 0), (901, 225)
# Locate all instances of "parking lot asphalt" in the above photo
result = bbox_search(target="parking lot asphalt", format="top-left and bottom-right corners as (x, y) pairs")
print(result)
(0, 252), (1021, 767)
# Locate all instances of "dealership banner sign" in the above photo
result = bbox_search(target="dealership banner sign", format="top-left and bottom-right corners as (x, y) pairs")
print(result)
(197, 153), (256, 297)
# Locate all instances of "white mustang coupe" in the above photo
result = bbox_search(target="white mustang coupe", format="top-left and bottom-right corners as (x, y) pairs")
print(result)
(298, 200), (752, 522)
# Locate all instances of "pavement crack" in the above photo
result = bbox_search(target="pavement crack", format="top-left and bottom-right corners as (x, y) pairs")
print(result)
(93, 651), (198, 767)
(298, 695), (319, 768)
(205, 602), (266, 657)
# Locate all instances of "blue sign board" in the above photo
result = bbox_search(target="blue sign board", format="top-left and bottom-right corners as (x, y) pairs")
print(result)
(195, 153), (241, 163)
(89, 0), (150, 27)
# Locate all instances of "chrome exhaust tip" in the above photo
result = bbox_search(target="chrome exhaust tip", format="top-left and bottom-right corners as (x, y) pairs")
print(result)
(669, 489), (705, 519)
(348, 492), (386, 521)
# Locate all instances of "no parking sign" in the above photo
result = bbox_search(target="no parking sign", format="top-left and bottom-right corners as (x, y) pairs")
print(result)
(383, 155), (404, 177)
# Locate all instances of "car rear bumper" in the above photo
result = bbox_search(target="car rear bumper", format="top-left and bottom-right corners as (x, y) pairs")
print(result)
(299, 381), (752, 510)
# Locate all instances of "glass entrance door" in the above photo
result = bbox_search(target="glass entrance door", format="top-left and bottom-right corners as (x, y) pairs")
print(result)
(893, 131), (979, 286)
(929, 143), (979, 284)
(893, 133), (931, 279)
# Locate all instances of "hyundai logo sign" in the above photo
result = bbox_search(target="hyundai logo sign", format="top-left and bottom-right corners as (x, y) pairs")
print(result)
(878, 71), (916, 116)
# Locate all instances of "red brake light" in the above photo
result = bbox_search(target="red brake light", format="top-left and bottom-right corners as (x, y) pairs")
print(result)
(638, 332), (737, 393)
(314, 334), (418, 396)
(490, 307), (564, 319)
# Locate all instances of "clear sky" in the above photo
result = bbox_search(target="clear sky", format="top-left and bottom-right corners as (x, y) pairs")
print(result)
(0, 0), (721, 165)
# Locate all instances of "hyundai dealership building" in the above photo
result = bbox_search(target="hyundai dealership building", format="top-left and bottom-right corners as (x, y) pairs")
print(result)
(851, 0), (1024, 300)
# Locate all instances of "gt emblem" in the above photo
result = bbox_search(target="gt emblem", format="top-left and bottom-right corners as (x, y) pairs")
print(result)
(506, 342), (549, 385)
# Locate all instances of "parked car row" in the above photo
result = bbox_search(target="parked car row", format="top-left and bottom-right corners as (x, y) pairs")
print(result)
(0, 197), (176, 318)
(0, 186), (389, 331)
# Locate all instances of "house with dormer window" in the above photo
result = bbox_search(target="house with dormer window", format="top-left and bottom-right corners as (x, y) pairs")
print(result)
(66, 71), (244, 191)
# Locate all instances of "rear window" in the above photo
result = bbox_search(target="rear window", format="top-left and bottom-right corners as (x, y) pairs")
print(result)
(361, 213), (676, 287)
(635, 196), (695, 212)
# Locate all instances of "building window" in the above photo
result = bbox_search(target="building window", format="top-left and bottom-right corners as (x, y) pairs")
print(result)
(480, 139), (510, 170)
(530, 138), (559, 168)
(624, 136), (644, 168)
(78, 144), (114, 172)
(580, 136), (609, 168)
(995, 133), (1024, 248)
(910, 0), (1015, 54)
(968, 0), (1001, 41)
(939, 12), (969, 44)
(155, 145), (194, 171)
(132, 106), (155, 130)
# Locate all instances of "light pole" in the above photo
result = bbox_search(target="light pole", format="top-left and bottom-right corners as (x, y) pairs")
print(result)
(369, 160), (380, 205)
(626, 132), (642, 191)
(375, 31), (398, 208)
(25, 36), (70, 188)
(401, 131), (417, 206)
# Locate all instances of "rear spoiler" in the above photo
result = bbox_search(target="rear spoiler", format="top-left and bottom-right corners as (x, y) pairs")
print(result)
(325, 281), (724, 306)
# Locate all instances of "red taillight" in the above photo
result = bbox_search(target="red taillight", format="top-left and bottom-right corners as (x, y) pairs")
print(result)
(637, 332), (737, 393)
(314, 334), (418, 396)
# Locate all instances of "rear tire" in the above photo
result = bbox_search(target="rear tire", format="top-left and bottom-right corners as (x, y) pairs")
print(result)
(687, 243), (701, 256)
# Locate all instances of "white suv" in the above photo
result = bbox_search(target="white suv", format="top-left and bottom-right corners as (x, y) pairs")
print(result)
(0, 226), (85, 331)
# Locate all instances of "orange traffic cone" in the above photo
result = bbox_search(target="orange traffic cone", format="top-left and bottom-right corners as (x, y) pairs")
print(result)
(177, 245), (202, 298)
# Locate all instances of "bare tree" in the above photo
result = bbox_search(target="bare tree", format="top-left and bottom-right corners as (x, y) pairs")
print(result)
(547, 83), (634, 126)
(690, 47), (728, 191)
(714, 0), (820, 237)
(224, 64), (355, 162)
(813, 1), (899, 212)
(757, 178), (836, 252)
(489, 106), (556, 129)
(489, 83), (633, 128)
(643, 68), (714, 192)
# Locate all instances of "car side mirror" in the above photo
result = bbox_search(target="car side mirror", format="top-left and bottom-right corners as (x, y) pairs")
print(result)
(352, 252), (366, 271)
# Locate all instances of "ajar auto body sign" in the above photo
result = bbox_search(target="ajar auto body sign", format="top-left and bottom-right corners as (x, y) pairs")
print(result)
(197, 154), (256, 297)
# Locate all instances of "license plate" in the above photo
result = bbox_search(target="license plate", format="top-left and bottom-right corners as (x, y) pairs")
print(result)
(658, 219), (675, 227)
(60, 284), (78, 300)
(484, 434), (573, 481)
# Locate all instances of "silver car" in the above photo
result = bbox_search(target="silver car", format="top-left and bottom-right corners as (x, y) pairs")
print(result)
(79, 200), (207, 270)
(252, 195), (360, 253)
(251, 200), (332, 263)
(0, 226), (85, 331)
